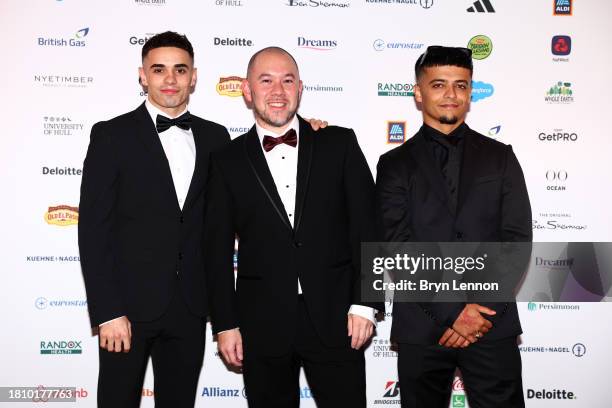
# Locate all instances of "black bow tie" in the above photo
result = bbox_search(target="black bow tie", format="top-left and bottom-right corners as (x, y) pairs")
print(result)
(156, 112), (192, 133)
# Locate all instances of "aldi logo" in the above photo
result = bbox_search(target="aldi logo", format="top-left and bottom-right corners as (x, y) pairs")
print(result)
(387, 121), (406, 144)
(554, 0), (572, 15)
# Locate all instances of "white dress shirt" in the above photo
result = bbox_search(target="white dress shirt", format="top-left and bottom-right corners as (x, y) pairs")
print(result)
(99, 99), (196, 327)
(255, 117), (376, 325)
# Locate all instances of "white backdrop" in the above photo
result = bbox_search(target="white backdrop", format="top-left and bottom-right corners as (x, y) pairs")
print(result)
(1, 0), (611, 406)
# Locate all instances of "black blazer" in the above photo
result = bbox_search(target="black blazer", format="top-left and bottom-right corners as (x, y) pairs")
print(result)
(376, 125), (532, 344)
(204, 116), (384, 355)
(78, 103), (230, 327)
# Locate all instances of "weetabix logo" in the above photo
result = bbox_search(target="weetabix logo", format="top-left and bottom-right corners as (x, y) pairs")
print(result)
(387, 121), (406, 144)
(216, 76), (244, 97)
(45, 205), (79, 226)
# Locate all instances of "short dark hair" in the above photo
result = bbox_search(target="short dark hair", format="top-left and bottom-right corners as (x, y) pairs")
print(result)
(142, 31), (194, 61)
(247, 46), (299, 79)
(415, 46), (473, 80)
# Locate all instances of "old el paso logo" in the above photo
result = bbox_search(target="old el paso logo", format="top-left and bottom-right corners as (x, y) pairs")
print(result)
(216, 76), (244, 97)
(45, 205), (79, 226)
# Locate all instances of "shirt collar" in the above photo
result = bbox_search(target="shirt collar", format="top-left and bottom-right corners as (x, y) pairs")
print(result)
(255, 115), (300, 150)
(422, 122), (467, 147)
(144, 98), (189, 127)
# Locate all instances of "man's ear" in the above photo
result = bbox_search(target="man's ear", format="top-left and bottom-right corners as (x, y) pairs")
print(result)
(241, 79), (252, 103)
(191, 67), (197, 88)
(414, 84), (422, 103)
(138, 67), (148, 87)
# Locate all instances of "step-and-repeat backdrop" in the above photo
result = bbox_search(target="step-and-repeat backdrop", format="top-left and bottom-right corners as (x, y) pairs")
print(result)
(2, 0), (611, 406)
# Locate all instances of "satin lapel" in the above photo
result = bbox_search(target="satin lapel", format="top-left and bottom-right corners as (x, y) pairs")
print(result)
(408, 131), (454, 216)
(294, 116), (314, 235)
(244, 128), (292, 231)
(457, 129), (482, 215)
(182, 118), (206, 211)
(132, 103), (181, 213)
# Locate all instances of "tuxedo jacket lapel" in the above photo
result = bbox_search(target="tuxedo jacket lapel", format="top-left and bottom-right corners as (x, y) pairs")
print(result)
(183, 118), (207, 211)
(457, 128), (484, 215)
(409, 131), (454, 216)
(244, 127), (292, 231)
(294, 117), (314, 235)
(132, 103), (181, 213)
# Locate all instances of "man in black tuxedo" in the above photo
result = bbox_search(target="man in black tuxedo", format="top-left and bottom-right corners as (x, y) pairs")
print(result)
(376, 46), (532, 407)
(78, 32), (230, 407)
(204, 47), (383, 407)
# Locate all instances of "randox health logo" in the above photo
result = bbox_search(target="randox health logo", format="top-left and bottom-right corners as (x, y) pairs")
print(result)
(40, 340), (82, 355)
(216, 76), (244, 97)
(45, 205), (79, 226)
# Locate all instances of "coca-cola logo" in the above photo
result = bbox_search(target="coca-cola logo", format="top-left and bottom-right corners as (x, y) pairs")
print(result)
(452, 377), (464, 391)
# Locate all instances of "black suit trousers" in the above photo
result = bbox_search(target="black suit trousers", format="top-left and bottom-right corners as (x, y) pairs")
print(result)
(397, 338), (524, 408)
(97, 283), (205, 408)
(242, 296), (366, 408)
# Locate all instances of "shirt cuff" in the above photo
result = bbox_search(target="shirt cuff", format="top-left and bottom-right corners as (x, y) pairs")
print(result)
(348, 305), (377, 326)
(98, 315), (125, 327)
(217, 327), (240, 335)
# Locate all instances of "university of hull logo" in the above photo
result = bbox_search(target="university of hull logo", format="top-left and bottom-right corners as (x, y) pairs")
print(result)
(45, 205), (79, 226)
(216, 76), (244, 97)
(554, 0), (572, 15)
(467, 0), (494, 12)
(387, 121), (406, 144)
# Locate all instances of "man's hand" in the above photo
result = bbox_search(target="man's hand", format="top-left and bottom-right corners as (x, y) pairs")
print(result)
(99, 316), (131, 353)
(218, 329), (243, 367)
(305, 118), (328, 131)
(452, 303), (495, 343)
(347, 314), (374, 349)
(438, 328), (470, 348)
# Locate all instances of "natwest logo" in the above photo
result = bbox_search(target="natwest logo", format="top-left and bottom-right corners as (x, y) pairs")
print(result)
(538, 129), (578, 142)
(286, 0), (350, 8)
(216, 76), (244, 97)
(297, 36), (337, 51)
(552, 35), (571, 57)
(45, 205), (79, 226)
(526, 388), (576, 399)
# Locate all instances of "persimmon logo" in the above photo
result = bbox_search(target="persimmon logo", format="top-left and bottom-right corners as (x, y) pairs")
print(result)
(216, 76), (244, 97)
(45, 205), (79, 226)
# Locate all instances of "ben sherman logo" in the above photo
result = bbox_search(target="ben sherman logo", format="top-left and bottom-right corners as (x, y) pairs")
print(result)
(45, 205), (79, 226)
(287, 0), (350, 8)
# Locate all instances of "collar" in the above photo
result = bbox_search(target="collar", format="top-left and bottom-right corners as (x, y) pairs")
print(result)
(422, 122), (467, 147)
(255, 115), (300, 150)
(144, 98), (189, 126)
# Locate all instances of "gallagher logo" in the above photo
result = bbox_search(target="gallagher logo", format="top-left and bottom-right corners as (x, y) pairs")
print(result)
(38, 27), (89, 47)
(387, 121), (406, 144)
(297, 37), (337, 51)
(551, 35), (571, 57)
(216, 76), (244, 97)
(45, 205), (79, 226)
(553, 0), (572, 15)
(471, 81), (494, 102)
(40, 340), (82, 355)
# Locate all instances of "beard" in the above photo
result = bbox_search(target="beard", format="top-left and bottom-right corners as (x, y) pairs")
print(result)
(438, 115), (459, 125)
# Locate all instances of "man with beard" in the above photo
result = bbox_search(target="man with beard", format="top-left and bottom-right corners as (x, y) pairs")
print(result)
(204, 47), (383, 407)
(376, 46), (532, 407)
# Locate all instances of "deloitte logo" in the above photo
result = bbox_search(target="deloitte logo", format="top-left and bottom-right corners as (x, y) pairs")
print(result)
(38, 27), (90, 47)
(40, 340), (82, 355)
(467, 35), (492, 60)
(378, 82), (414, 97)
(471, 81), (493, 102)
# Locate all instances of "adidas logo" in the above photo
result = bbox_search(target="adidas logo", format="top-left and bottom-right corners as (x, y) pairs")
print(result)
(389, 125), (404, 135)
(467, 0), (495, 13)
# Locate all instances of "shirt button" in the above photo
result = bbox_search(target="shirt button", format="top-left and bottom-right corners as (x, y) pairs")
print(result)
(456, 232), (463, 240)
(286, 185), (290, 188)
(282, 156), (285, 159)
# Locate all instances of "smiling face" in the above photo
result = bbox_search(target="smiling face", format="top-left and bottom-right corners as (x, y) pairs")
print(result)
(138, 46), (197, 118)
(242, 49), (302, 133)
(414, 65), (472, 134)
